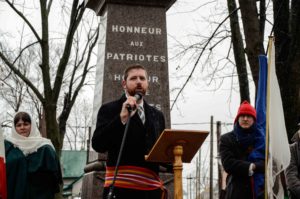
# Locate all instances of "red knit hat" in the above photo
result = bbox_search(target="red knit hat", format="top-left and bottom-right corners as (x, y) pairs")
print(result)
(234, 100), (256, 123)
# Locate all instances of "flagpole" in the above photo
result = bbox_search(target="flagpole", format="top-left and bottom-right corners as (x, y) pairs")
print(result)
(265, 36), (273, 199)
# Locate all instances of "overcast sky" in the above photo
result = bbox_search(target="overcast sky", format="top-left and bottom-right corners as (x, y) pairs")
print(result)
(0, 0), (258, 194)
(166, 1), (257, 193)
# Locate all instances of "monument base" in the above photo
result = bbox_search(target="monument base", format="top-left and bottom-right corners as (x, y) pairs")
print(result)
(81, 171), (105, 198)
(160, 172), (174, 199)
(81, 160), (106, 199)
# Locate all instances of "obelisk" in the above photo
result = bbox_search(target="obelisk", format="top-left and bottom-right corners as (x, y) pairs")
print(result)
(82, 1), (176, 198)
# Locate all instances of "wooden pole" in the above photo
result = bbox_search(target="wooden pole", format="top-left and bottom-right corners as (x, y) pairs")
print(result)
(173, 144), (184, 199)
(186, 176), (188, 199)
(210, 116), (214, 199)
(198, 150), (202, 199)
(86, 126), (91, 164)
(265, 36), (272, 199)
(216, 121), (222, 198)
(196, 157), (199, 199)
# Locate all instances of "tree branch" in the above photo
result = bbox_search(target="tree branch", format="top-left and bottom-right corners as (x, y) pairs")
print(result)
(0, 51), (44, 102)
(5, 0), (41, 42)
(170, 7), (239, 110)
(53, 1), (86, 102)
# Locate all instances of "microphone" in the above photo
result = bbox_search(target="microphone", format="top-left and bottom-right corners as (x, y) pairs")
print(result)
(126, 92), (142, 111)
(133, 92), (142, 101)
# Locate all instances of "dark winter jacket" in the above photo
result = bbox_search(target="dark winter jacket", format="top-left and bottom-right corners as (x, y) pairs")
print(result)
(220, 131), (254, 199)
(286, 131), (300, 199)
(92, 95), (167, 199)
(5, 140), (62, 199)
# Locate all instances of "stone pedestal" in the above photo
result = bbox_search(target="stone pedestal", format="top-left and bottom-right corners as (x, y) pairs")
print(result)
(83, 0), (176, 198)
(81, 161), (106, 198)
(81, 171), (104, 198)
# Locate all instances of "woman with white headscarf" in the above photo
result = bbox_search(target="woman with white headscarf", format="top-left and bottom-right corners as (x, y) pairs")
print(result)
(5, 111), (62, 199)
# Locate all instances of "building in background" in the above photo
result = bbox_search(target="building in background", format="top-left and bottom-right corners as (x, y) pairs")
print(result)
(61, 150), (87, 199)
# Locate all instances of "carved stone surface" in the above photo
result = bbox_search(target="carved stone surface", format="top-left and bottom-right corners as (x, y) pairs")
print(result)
(89, 0), (173, 162)
(81, 171), (105, 199)
(85, 0), (176, 15)
(160, 172), (175, 198)
(90, 3), (171, 130)
(82, 0), (176, 198)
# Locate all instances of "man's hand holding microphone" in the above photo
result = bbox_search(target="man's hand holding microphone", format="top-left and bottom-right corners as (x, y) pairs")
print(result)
(120, 93), (142, 124)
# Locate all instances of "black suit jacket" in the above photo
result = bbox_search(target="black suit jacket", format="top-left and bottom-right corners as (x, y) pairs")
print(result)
(92, 95), (166, 173)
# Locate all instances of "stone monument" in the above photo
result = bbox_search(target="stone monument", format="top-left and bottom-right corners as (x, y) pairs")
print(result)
(82, 0), (176, 198)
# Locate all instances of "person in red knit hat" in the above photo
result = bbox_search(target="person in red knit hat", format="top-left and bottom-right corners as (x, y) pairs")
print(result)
(234, 101), (257, 124)
(219, 100), (265, 199)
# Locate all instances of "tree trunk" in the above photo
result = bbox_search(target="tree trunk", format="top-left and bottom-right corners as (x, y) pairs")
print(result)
(44, 102), (62, 157)
(39, 109), (47, 138)
(273, 0), (300, 140)
(238, 0), (265, 89)
(227, 0), (250, 103)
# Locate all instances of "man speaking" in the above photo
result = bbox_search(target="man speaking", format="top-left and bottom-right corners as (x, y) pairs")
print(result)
(92, 64), (168, 199)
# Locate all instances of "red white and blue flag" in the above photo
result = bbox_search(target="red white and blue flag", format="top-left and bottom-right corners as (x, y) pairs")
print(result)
(0, 126), (7, 199)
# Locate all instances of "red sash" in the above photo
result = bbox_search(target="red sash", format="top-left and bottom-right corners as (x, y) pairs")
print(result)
(104, 165), (167, 198)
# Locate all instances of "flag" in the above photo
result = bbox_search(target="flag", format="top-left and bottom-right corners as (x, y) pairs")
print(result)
(0, 125), (7, 199)
(246, 54), (267, 198)
(265, 38), (291, 199)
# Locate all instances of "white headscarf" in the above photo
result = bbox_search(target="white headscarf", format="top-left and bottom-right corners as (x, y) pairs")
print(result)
(6, 111), (55, 156)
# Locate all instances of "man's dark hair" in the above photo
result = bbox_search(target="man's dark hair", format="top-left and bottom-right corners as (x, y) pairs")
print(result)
(14, 112), (31, 126)
(123, 64), (147, 81)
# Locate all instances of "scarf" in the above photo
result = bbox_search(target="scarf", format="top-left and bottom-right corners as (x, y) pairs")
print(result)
(233, 123), (256, 151)
(234, 123), (265, 198)
(5, 111), (54, 156)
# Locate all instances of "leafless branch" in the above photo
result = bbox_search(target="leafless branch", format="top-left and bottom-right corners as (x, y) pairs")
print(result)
(171, 7), (239, 110)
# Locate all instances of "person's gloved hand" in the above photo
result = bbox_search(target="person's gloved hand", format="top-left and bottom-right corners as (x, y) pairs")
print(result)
(254, 161), (265, 173)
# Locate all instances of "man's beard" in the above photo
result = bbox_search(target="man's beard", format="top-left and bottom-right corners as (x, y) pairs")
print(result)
(127, 87), (146, 96)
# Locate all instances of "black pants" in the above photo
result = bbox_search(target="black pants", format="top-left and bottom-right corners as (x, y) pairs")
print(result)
(103, 187), (162, 199)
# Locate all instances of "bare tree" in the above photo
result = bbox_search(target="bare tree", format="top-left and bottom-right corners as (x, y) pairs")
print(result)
(227, 0), (250, 102)
(0, 0), (99, 157)
(170, 0), (300, 139)
(237, 0), (300, 139)
(64, 98), (92, 150)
